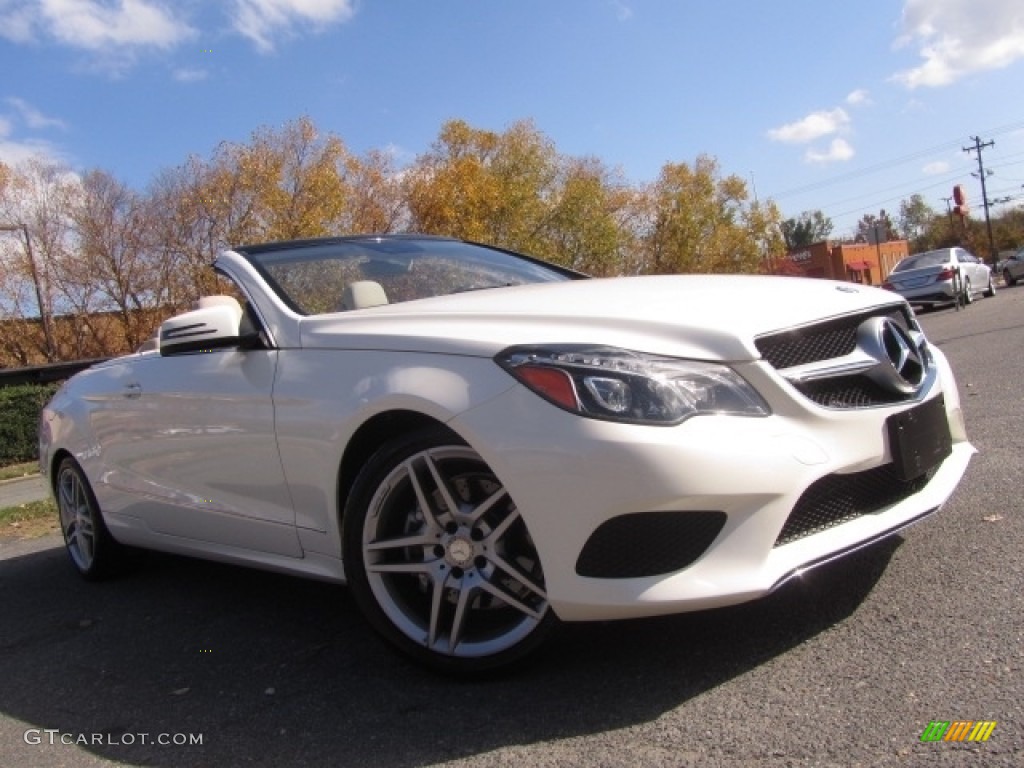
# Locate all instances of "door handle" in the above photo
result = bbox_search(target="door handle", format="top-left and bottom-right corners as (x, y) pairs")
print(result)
(122, 382), (142, 399)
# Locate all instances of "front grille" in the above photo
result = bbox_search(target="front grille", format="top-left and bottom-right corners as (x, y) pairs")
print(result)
(576, 510), (726, 578)
(775, 463), (934, 546)
(755, 306), (922, 409)
(756, 307), (911, 370)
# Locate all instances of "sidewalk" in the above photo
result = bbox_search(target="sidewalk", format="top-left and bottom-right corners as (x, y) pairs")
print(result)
(0, 475), (50, 507)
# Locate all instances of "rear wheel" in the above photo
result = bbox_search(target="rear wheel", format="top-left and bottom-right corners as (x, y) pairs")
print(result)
(961, 278), (973, 305)
(56, 458), (130, 580)
(342, 427), (555, 674)
(1005, 269), (1016, 287)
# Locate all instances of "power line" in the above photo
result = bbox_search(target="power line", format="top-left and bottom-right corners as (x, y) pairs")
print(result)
(768, 119), (1024, 203)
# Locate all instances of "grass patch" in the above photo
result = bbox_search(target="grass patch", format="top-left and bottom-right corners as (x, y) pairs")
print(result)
(0, 461), (39, 482)
(0, 498), (58, 539)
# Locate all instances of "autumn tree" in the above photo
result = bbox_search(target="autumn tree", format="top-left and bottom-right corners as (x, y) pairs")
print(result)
(897, 194), (935, 247)
(0, 158), (74, 362)
(405, 119), (558, 249)
(856, 209), (898, 243)
(639, 155), (779, 275)
(62, 169), (163, 353)
(780, 210), (833, 249)
(148, 116), (359, 306)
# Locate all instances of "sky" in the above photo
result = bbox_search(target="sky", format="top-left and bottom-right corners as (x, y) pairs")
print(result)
(1, 0), (1023, 238)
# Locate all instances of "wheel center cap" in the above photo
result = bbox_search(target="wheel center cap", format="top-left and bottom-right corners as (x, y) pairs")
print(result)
(447, 538), (474, 565)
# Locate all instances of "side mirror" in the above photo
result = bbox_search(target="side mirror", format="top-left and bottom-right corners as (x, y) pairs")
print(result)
(159, 297), (244, 356)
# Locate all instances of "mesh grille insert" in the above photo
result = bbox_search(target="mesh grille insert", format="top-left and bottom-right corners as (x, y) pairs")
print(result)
(775, 463), (933, 546)
(756, 307), (910, 370)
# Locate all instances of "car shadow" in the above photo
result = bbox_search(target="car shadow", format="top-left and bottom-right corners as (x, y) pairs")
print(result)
(0, 535), (900, 767)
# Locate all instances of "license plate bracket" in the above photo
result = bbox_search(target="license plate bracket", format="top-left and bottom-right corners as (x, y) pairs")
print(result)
(886, 396), (952, 481)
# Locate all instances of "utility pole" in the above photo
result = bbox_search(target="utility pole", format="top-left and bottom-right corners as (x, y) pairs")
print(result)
(941, 196), (955, 238)
(963, 136), (997, 267)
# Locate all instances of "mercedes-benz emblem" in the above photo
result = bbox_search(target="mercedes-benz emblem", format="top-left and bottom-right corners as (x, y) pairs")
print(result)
(857, 316), (926, 394)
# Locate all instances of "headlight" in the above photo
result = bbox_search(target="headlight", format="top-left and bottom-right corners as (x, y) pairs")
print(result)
(496, 345), (770, 425)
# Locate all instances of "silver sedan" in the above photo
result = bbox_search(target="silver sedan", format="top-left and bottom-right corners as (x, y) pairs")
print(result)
(883, 247), (994, 308)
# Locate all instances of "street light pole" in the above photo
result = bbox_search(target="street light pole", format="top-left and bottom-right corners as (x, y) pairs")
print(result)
(0, 223), (57, 361)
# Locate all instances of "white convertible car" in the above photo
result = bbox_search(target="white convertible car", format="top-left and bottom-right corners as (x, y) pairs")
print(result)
(40, 235), (975, 672)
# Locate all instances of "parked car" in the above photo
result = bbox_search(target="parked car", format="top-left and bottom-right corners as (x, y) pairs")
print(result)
(882, 247), (994, 308)
(40, 235), (975, 673)
(998, 246), (1024, 286)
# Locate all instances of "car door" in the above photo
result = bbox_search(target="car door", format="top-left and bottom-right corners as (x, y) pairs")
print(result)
(93, 310), (301, 558)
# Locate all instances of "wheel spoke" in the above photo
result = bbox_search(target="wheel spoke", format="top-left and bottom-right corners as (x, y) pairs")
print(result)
(466, 485), (508, 525)
(427, 569), (450, 649)
(477, 579), (544, 620)
(448, 583), (474, 652)
(405, 458), (446, 531)
(365, 532), (436, 553)
(489, 554), (547, 600)
(366, 560), (433, 575)
(486, 506), (521, 542)
(424, 454), (461, 521)
(65, 520), (80, 549)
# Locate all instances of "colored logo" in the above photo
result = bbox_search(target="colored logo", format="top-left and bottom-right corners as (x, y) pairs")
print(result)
(920, 720), (996, 742)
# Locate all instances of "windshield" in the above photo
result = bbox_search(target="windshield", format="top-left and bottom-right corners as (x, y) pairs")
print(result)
(236, 236), (578, 315)
(893, 251), (949, 272)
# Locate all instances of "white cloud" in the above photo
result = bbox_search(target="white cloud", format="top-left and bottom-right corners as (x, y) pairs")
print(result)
(173, 68), (208, 83)
(0, 2), (36, 42)
(892, 0), (1024, 88)
(5, 98), (67, 130)
(43, 0), (193, 50)
(0, 0), (194, 50)
(767, 108), (850, 144)
(0, 136), (66, 167)
(922, 160), (950, 175)
(845, 89), (871, 106)
(805, 138), (855, 165)
(231, 0), (356, 53)
(0, 99), (68, 167)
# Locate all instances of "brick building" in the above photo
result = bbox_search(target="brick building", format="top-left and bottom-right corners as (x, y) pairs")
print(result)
(786, 239), (909, 285)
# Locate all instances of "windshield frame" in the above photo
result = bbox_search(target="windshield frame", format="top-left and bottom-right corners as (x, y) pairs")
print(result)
(234, 235), (587, 316)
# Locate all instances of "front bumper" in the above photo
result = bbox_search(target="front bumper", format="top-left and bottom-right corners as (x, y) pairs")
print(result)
(450, 349), (974, 622)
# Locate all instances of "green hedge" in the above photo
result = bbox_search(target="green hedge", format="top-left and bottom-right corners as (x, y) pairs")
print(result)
(0, 383), (61, 466)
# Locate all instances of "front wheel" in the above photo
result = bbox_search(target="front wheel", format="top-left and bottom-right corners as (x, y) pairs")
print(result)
(342, 427), (555, 674)
(983, 274), (996, 298)
(1005, 269), (1016, 287)
(56, 458), (130, 580)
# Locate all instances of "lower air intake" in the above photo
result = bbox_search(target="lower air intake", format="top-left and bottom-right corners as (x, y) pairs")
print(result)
(776, 463), (934, 546)
(576, 510), (726, 579)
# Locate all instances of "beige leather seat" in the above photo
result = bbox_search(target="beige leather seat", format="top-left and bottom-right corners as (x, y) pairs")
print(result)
(341, 280), (389, 310)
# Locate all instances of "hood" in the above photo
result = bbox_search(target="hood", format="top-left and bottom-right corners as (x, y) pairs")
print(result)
(298, 274), (906, 361)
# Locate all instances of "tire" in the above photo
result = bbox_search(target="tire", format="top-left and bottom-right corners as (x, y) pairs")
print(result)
(983, 274), (995, 298)
(342, 427), (556, 674)
(962, 278), (973, 305)
(1005, 269), (1016, 287)
(55, 457), (131, 580)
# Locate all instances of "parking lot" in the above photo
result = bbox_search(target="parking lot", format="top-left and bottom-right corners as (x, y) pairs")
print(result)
(0, 288), (1021, 767)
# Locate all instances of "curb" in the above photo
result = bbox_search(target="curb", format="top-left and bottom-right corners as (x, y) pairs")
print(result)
(0, 472), (42, 487)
